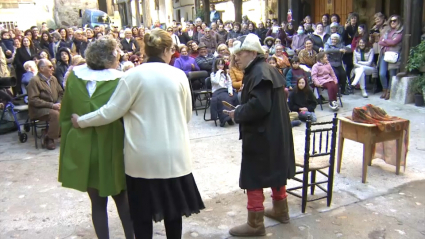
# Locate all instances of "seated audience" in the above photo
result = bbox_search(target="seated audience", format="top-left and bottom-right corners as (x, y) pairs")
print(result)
(288, 78), (318, 122)
(298, 39), (317, 69)
(210, 58), (238, 127)
(54, 47), (72, 87)
(286, 57), (308, 91)
(273, 44), (291, 69)
(352, 38), (376, 98)
(312, 52), (339, 111)
(195, 43), (214, 74)
(27, 59), (63, 150)
(200, 28), (218, 54)
(174, 45), (200, 74)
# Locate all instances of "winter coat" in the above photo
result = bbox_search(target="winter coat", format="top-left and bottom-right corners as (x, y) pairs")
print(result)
(120, 38), (140, 54)
(311, 62), (338, 86)
(255, 27), (269, 43)
(288, 89), (317, 112)
(200, 35), (218, 54)
(378, 27), (404, 70)
(286, 68), (308, 88)
(233, 55), (296, 190)
(27, 73), (63, 120)
(309, 32), (330, 52)
(0, 48), (9, 77)
(54, 48), (72, 87)
(343, 24), (358, 46)
(353, 48), (375, 68)
(230, 66), (244, 91)
(173, 55), (200, 74)
(215, 30), (228, 45)
(324, 42), (352, 67)
(298, 49), (317, 68)
(195, 54), (214, 73)
(291, 34), (309, 52)
(1, 38), (14, 54)
(227, 30), (243, 40)
(13, 47), (37, 80)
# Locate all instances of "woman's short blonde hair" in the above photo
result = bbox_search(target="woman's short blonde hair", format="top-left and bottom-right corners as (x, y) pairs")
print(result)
(144, 29), (173, 58)
(85, 35), (118, 70)
(71, 55), (86, 66)
(179, 45), (188, 52)
(217, 44), (228, 53)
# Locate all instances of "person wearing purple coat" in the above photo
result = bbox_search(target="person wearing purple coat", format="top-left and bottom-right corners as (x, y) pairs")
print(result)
(174, 45), (200, 74)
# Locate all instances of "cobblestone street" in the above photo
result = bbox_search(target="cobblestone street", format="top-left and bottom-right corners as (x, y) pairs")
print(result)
(1, 93), (425, 239)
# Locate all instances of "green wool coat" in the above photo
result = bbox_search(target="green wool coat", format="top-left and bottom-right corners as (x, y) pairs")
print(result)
(58, 71), (126, 197)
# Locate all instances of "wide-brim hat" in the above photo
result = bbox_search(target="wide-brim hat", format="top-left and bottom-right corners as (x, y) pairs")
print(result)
(198, 43), (207, 49)
(232, 34), (265, 55)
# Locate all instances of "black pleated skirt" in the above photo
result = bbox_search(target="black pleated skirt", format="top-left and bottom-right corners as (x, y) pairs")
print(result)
(126, 173), (205, 223)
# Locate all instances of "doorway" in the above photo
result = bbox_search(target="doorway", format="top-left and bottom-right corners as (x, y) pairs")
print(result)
(313, 0), (353, 24)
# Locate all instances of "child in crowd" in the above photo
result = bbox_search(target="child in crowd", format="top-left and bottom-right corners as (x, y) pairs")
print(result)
(288, 78), (318, 122)
(266, 56), (283, 75)
(210, 58), (238, 127)
(286, 56), (308, 91)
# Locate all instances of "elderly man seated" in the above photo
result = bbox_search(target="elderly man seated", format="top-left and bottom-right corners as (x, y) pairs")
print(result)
(27, 59), (63, 150)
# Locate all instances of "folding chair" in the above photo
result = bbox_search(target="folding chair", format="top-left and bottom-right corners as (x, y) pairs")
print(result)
(286, 113), (338, 213)
(187, 71), (210, 116)
(315, 87), (344, 110)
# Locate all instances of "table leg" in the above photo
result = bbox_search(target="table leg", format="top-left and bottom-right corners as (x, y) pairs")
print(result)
(395, 137), (403, 175)
(337, 135), (345, 174)
(369, 143), (376, 166)
(362, 143), (372, 183)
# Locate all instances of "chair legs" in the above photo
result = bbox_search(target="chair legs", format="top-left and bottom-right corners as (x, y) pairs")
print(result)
(310, 171), (316, 195)
(301, 168), (309, 213)
(203, 93), (217, 126)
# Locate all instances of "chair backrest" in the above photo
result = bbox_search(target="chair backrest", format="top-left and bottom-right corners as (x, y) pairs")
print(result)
(304, 113), (338, 167)
(187, 71), (209, 81)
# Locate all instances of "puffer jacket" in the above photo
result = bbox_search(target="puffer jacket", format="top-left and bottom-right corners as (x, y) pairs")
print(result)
(310, 32), (330, 52)
(353, 48), (374, 68)
(378, 27), (404, 70)
(311, 62), (338, 86)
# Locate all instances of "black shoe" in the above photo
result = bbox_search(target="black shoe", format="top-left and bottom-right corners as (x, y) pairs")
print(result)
(228, 119), (235, 125)
(341, 91), (349, 96)
(220, 121), (226, 127)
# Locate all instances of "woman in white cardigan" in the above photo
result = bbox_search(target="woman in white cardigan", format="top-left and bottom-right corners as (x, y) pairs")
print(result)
(352, 38), (377, 98)
(71, 29), (205, 238)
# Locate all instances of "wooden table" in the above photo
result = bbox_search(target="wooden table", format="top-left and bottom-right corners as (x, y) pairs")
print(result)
(336, 117), (404, 183)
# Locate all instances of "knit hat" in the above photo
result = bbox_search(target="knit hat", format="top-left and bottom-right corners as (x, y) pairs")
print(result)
(232, 34), (265, 55)
(331, 33), (340, 39)
(330, 22), (339, 28)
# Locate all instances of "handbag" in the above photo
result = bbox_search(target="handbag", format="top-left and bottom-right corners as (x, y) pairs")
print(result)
(383, 51), (399, 63)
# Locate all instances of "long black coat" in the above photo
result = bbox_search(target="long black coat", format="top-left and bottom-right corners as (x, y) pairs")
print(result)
(234, 55), (296, 190)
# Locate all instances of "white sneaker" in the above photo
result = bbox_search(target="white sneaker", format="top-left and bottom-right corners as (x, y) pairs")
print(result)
(329, 101), (339, 111)
(361, 89), (368, 98)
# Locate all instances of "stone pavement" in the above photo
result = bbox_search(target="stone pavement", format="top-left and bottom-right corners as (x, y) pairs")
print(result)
(0, 92), (424, 239)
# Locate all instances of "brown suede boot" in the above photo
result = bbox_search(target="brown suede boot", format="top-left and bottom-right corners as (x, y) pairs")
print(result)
(380, 89), (387, 99)
(44, 137), (56, 150)
(264, 198), (290, 223)
(385, 90), (390, 100)
(229, 211), (266, 237)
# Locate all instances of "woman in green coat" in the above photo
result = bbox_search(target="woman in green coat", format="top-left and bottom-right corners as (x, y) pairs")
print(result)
(58, 36), (134, 239)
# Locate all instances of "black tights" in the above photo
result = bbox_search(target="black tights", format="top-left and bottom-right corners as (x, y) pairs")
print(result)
(134, 217), (182, 239)
(87, 188), (134, 239)
(332, 66), (347, 93)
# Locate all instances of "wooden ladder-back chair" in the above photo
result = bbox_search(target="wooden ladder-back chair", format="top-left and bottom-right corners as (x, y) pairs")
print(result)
(287, 113), (339, 213)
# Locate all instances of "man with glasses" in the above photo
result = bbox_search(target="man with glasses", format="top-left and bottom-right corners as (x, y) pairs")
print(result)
(27, 59), (63, 150)
(200, 27), (217, 54)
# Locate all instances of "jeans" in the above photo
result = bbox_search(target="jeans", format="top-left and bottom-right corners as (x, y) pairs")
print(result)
(379, 58), (398, 90)
(298, 111), (317, 122)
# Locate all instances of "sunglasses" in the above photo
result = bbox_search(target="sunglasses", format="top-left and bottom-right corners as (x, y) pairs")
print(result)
(390, 19), (397, 22)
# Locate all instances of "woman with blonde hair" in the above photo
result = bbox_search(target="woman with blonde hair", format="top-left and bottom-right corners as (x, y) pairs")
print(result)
(59, 36), (134, 238)
(71, 29), (204, 238)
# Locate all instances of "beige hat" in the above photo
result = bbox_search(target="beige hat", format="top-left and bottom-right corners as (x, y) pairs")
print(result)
(231, 34), (265, 55)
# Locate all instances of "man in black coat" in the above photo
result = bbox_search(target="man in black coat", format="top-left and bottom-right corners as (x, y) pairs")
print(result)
(225, 34), (296, 237)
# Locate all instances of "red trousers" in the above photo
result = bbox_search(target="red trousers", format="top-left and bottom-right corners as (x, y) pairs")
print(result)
(247, 186), (287, 211)
(322, 82), (338, 102)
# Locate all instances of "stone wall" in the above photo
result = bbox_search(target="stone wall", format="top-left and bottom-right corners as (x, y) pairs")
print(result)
(53, 0), (98, 27)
